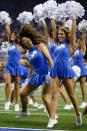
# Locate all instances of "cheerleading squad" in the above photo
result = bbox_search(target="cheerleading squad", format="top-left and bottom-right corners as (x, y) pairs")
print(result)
(1, 18), (86, 128)
(0, 0), (87, 129)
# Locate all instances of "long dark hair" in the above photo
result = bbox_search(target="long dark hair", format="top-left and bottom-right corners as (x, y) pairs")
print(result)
(19, 24), (47, 45)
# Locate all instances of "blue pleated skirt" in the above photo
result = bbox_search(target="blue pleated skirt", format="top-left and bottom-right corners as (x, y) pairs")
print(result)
(28, 73), (47, 87)
(4, 62), (22, 77)
(51, 60), (75, 79)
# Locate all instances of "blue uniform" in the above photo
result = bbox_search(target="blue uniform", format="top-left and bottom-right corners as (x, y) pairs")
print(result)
(51, 41), (75, 78)
(4, 42), (22, 77)
(47, 40), (57, 72)
(20, 53), (30, 85)
(72, 48), (87, 77)
(20, 64), (29, 85)
(49, 40), (56, 61)
(27, 46), (49, 87)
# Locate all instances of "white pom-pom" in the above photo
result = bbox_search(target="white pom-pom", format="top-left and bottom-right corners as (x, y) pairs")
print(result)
(72, 65), (81, 81)
(43, 0), (58, 19)
(64, 1), (85, 19)
(78, 19), (87, 32)
(1, 41), (10, 53)
(0, 11), (11, 25)
(55, 3), (67, 22)
(33, 4), (44, 23)
(17, 11), (33, 24)
(65, 19), (73, 29)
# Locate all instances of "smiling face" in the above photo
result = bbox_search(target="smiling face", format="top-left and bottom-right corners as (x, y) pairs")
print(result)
(58, 29), (66, 42)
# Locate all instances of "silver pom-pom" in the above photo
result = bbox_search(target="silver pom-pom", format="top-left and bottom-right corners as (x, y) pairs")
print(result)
(72, 65), (81, 81)
(55, 3), (67, 22)
(1, 41), (10, 54)
(65, 19), (73, 29)
(33, 4), (44, 23)
(43, 0), (58, 19)
(78, 19), (87, 32)
(17, 11), (33, 24)
(0, 11), (11, 25)
(64, 1), (85, 19)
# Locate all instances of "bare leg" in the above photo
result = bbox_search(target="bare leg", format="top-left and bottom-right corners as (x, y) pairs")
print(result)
(50, 77), (60, 119)
(60, 85), (69, 104)
(47, 78), (60, 128)
(10, 88), (15, 103)
(4, 73), (11, 102)
(14, 76), (20, 104)
(79, 77), (86, 102)
(42, 84), (52, 116)
(63, 78), (80, 116)
(20, 84), (35, 113)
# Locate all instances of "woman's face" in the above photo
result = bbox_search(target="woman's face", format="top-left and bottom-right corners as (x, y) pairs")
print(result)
(58, 30), (66, 42)
(21, 37), (32, 50)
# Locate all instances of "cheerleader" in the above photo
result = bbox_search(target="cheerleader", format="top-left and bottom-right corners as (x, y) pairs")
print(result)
(72, 32), (87, 108)
(41, 18), (71, 110)
(20, 54), (39, 108)
(10, 55), (30, 105)
(16, 24), (53, 119)
(47, 19), (82, 128)
(4, 24), (24, 111)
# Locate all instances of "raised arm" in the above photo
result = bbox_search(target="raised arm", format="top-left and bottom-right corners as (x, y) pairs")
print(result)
(50, 18), (57, 42)
(4, 24), (11, 41)
(80, 32), (86, 55)
(70, 19), (76, 47)
(40, 18), (50, 43)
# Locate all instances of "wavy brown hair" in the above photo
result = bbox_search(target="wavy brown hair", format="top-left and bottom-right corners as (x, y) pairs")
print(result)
(57, 27), (71, 43)
(19, 24), (47, 45)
